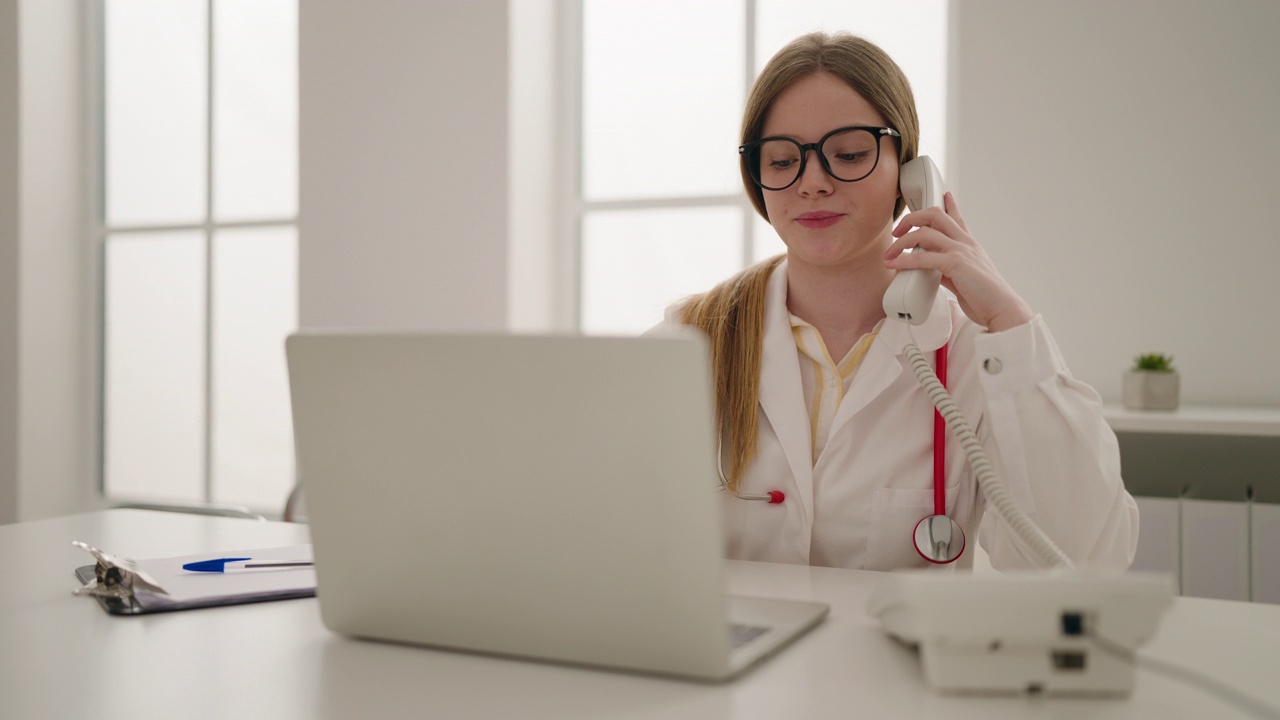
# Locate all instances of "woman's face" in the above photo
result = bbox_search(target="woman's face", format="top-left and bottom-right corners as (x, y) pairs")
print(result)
(758, 71), (900, 272)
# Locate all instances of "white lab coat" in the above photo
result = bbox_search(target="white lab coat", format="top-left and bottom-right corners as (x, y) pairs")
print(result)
(662, 260), (1138, 571)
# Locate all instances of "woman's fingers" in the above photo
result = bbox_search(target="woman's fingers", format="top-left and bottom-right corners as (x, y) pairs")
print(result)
(943, 192), (969, 233)
(883, 227), (953, 266)
(881, 191), (1034, 331)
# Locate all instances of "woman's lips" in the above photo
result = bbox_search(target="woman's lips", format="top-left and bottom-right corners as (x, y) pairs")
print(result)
(795, 211), (844, 229)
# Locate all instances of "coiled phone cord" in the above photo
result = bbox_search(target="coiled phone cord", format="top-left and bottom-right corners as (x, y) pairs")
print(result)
(901, 336), (1073, 570)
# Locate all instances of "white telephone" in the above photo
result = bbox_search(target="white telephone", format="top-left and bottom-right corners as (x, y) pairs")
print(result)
(883, 154), (1072, 571)
(882, 155), (946, 325)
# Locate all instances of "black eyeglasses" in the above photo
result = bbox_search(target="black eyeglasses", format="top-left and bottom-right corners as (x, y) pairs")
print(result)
(738, 126), (901, 191)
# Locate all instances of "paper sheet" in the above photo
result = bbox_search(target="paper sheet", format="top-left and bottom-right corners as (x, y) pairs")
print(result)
(133, 545), (315, 604)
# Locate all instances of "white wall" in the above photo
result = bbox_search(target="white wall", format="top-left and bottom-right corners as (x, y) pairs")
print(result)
(299, 0), (509, 331)
(950, 0), (1280, 405)
(0, 0), (96, 524)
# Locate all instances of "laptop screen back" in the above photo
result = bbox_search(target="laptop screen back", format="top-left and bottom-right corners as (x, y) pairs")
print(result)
(287, 332), (735, 677)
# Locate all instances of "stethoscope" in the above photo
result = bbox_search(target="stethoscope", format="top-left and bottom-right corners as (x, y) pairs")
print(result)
(717, 344), (965, 565)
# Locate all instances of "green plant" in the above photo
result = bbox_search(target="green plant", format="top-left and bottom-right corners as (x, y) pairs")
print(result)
(1133, 353), (1175, 372)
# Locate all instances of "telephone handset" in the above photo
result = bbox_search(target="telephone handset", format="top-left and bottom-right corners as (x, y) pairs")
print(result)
(882, 155), (946, 325)
(885, 155), (1074, 570)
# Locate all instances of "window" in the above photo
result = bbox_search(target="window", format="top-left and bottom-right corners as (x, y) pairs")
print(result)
(98, 0), (298, 512)
(575, 0), (949, 334)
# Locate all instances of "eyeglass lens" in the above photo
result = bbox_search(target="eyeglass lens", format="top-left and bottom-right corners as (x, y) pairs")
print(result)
(749, 128), (882, 190)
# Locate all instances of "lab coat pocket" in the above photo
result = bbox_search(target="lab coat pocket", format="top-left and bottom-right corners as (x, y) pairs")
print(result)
(865, 484), (961, 571)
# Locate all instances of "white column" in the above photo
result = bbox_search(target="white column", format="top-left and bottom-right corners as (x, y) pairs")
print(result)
(298, 0), (510, 332)
(0, 0), (18, 524)
(0, 0), (96, 524)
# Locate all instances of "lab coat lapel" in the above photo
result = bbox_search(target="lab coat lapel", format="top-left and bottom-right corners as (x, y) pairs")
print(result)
(827, 292), (953, 440)
(757, 261), (815, 526)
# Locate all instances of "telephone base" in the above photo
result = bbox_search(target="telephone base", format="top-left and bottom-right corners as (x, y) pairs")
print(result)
(867, 570), (1175, 696)
(914, 636), (1136, 696)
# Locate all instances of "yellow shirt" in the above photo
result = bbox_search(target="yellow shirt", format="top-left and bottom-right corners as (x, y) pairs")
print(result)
(789, 316), (883, 464)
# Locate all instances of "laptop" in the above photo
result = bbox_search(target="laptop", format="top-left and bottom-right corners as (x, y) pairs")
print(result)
(286, 331), (828, 681)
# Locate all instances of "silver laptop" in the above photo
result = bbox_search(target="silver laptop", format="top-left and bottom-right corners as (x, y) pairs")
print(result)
(286, 331), (828, 681)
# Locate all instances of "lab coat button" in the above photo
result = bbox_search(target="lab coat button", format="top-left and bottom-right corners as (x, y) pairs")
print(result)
(983, 358), (1003, 374)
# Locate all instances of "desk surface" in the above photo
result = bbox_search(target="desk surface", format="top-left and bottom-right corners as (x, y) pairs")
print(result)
(2, 510), (1278, 720)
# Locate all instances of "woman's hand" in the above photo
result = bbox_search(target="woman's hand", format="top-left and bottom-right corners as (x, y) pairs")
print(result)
(883, 192), (1034, 332)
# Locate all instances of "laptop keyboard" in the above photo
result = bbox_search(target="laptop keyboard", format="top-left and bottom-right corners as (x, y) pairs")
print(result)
(729, 622), (770, 649)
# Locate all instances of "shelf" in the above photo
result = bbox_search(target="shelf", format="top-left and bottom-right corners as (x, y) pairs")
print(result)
(1103, 404), (1280, 437)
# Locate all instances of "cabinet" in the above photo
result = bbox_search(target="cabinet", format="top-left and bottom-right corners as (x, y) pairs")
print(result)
(1180, 499), (1250, 601)
(1130, 497), (1178, 580)
(1253, 503), (1280, 604)
(1106, 405), (1280, 604)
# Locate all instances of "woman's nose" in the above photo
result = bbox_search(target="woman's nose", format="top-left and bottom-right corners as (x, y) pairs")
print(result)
(796, 151), (833, 196)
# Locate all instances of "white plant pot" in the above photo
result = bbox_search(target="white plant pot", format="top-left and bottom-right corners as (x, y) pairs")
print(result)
(1123, 370), (1180, 410)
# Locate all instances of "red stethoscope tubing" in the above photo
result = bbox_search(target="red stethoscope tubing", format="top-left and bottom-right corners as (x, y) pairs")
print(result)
(933, 343), (948, 516)
(914, 342), (964, 566)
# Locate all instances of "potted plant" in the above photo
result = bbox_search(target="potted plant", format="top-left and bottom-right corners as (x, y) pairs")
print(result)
(1123, 353), (1180, 410)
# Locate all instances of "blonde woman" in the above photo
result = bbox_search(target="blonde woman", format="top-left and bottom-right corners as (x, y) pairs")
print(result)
(664, 33), (1137, 571)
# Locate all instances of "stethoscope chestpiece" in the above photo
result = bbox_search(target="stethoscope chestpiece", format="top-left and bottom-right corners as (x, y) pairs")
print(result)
(913, 514), (965, 564)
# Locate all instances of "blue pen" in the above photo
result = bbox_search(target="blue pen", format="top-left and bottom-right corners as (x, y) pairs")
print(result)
(182, 557), (315, 573)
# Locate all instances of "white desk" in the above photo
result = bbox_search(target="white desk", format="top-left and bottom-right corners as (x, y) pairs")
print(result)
(2, 510), (1278, 719)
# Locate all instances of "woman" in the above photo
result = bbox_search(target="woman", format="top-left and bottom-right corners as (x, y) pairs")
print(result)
(664, 32), (1137, 571)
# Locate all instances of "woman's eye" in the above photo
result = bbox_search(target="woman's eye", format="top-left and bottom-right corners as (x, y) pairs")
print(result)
(769, 159), (796, 169)
(834, 152), (870, 163)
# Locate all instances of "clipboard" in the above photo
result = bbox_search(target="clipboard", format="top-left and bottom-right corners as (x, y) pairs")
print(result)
(72, 542), (317, 616)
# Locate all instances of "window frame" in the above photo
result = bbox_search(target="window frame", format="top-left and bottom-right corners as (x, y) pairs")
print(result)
(90, 0), (299, 509)
(563, 0), (762, 332)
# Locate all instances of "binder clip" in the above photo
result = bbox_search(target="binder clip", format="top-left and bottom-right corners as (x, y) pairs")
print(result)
(71, 540), (169, 602)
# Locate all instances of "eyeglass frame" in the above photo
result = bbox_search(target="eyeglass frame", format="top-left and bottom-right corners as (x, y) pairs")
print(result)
(738, 125), (902, 191)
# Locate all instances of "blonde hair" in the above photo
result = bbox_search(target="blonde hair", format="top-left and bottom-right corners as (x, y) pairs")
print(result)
(741, 32), (920, 221)
(685, 34), (919, 489)
(681, 255), (784, 490)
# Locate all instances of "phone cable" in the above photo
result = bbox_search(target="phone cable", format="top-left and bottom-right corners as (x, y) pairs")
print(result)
(1087, 628), (1280, 719)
